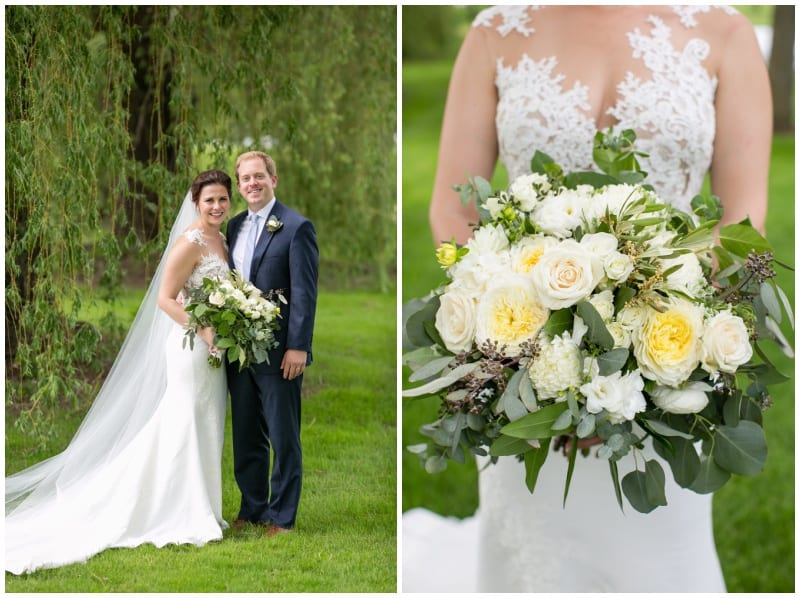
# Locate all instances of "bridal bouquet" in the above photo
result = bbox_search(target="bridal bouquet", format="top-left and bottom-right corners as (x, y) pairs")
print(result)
(403, 129), (793, 513)
(184, 270), (284, 370)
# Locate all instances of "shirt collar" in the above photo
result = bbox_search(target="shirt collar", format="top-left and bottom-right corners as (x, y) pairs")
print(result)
(248, 197), (276, 221)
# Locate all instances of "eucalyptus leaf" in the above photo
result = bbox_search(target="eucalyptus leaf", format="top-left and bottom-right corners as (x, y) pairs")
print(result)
(597, 348), (629, 376)
(653, 435), (701, 488)
(640, 417), (695, 440)
(576, 413), (596, 438)
(713, 421), (767, 476)
(519, 374), (538, 412)
(402, 295), (441, 350)
(760, 281), (783, 325)
(689, 454), (731, 493)
(542, 308), (572, 338)
(408, 355), (456, 382)
(576, 301), (614, 349)
(402, 362), (479, 397)
(424, 455), (447, 474)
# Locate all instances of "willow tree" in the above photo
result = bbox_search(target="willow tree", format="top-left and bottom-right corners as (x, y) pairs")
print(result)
(6, 5), (396, 430)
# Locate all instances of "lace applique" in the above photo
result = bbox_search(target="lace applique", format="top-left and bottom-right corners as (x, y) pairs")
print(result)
(673, 5), (737, 28)
(478, 5), (728, 212)
(180, 229), (229, 296)
(472, 5), (540, 37)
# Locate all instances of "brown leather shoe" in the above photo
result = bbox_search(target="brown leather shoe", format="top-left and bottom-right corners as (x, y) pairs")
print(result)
(231, 519), (251, 530)
(265, 524), (291, 537)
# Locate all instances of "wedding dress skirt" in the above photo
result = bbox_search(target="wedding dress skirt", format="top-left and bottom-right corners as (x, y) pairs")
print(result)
(5, 323), (228, 575)
(403, 440), (726, 593)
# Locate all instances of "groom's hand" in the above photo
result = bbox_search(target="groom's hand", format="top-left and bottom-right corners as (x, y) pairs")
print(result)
(281, 349), (307, 380)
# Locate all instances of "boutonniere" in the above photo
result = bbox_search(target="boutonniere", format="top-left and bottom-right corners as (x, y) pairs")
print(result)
(266, 215), (283, 232)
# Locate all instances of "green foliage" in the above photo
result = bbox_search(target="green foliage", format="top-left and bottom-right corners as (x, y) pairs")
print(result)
(6, 6), (396, 429)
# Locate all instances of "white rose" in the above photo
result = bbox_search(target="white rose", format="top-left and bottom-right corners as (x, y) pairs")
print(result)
(659, 252), (708, 298)
(632, 299), (704, 387)
(208, 291), (226, 307)
(435, 289), (479, 354)
(528, 332), (583, 399)
(588, 289), (615, 322)
(584, 184), (643, 223)
(581, 369), (646, 423)
(533, 188), (588, 239)
(509, 173), (549, 211)
(606, 321), (631, 349)
(604, 251), (635, 282)
(701, 311), (753, 374)
(530, 240), (603, 309)
(616, 303), (648, 330)
(475, 275), (549, 357)
(651, 381), (712, 414)
(580, 232), (619, 261)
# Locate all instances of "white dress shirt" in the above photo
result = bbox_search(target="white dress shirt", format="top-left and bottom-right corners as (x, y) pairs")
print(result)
(232, 198), (276, 274)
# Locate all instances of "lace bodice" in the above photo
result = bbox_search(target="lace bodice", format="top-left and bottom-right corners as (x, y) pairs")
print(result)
(181, 229), (229, 297)
(474, 5), (737, 213)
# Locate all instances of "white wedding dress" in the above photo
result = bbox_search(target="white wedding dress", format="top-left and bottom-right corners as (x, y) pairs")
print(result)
(6, 197), (229, 575)
(403, 5), (741, 593)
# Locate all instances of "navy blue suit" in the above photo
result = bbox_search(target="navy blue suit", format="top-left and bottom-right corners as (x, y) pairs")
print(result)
(226, 201), (318, 528)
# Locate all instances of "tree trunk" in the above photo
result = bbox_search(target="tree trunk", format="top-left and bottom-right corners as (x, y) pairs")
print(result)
(769, 5), (795, 133)
(123, 6), (175, 241)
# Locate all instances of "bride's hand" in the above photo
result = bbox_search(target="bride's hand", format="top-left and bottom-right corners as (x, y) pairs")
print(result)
(197, 326), (217, 349)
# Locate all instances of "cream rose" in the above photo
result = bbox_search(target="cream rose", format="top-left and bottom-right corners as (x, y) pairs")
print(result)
(660, 252), (708, 298)
(651, 382), (712, 414)
(435, 289), (479, 354)
(701, 311), (753, 374)
(475, 276), (549, 357)
(581, 369), (646, 423)
(604, 251), (635, 282)
(530, 240), (603, 309)
(208, 291), (226, 307)
(632, 299), (704, 387)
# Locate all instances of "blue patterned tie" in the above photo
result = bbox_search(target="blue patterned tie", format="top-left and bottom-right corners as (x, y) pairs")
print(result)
(241, 213), (260, 279)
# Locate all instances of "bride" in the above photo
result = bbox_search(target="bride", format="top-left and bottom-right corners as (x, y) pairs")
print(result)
(404, 5), (771, 593)
(6, 169), (233, 574)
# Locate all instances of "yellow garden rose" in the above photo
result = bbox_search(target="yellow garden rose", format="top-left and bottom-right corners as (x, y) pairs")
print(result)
(475, 276), (549, 357)
(633, 299), (704, 387)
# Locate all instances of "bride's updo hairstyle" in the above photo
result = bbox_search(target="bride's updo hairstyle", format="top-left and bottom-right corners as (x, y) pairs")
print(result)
(190, 169), (232, 205)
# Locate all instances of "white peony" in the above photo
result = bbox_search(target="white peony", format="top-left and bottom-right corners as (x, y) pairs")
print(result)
(475, 275), (549, 357)
(533, 188), (588, 239)
(509, 172), (550, 211)
(701, 311), (753, 374)
(528, 332), (583, 399)
(632, 299), (704, 387)
(448, 249), (511, 297)
(651, 381), (712, 414)
(581, 369), (646, 423)
(530, 239), (603, 309)
(468, 223), (510, 255)
(435, 288), (479, 354)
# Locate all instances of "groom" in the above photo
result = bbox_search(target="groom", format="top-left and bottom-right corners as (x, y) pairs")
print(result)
(226, 150), (318, 535)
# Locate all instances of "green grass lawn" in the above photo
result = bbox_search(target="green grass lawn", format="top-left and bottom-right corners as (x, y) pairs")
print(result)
(401, 59), (795, 592)
(5, 290), (397, 592)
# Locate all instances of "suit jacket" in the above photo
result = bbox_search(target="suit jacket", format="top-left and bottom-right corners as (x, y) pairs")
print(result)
(227, 201), (319, 374)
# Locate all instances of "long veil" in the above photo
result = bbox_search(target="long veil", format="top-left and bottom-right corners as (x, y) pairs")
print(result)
(6, 191), (197, 516)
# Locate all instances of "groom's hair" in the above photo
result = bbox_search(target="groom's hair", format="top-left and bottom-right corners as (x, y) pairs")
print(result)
(234, 151), (277, 181)
(191, 169), (232, 204)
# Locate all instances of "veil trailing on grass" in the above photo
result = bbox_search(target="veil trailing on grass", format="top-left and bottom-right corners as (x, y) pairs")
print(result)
(6, 191), (196, 517)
